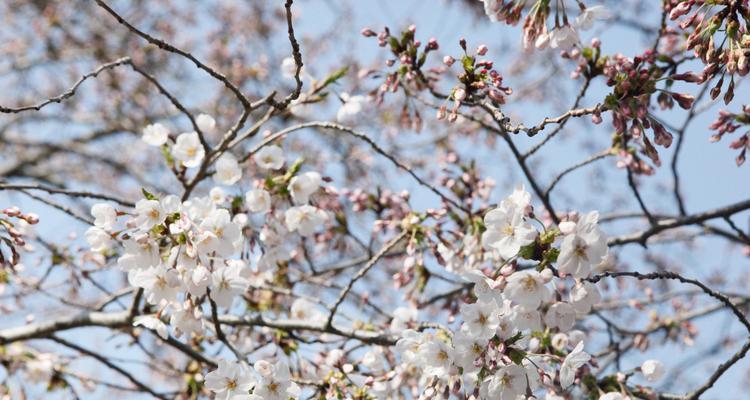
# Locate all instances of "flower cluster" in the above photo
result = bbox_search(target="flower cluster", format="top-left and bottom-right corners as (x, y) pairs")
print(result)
(204, 358), (300, 400)
(439, 40), (513, 121)
(600, 52), (693, 174)
(668, 0), (750, 93)
(86, 130), (330, 341)
(393, 187), (644, 399)
(709, 104), (750, 166)
(0, 206), (38, 268)
(482, 1), (609, 51)
(362, 24), (442, 98)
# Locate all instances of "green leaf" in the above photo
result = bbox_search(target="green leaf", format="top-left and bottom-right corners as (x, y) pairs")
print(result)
(507, 347), (527, 365)
(141, 188), (157, 200)
(320, 66), (349, 89)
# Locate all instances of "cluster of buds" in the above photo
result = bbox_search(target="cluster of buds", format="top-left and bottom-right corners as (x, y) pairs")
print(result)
(438, 40), (512, 122)
(342, 187), (411, 226)
(438, 153), (496, 213)
(602, 52), (694, 172)
(0, 206), (39, 267)
(709, 105), (750, 166)
(667, 0), (750, 98)
(521, 0), (551, 50)
(483, 0), (526, 26)
(566, 38), (604, 80)
(362, 25), (442, 98)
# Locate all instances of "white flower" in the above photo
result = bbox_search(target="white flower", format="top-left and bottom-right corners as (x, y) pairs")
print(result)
(599, 393), (626, 400)
(252, 360), (300, 400)
(462, 269), (504, 304)
(184, 196), (214, 222)
(133, 315), (169, 339)
(575, 5), (609, 31)
(481, 190), (536, 259)
(214, 153), (242, 185)
(551, 333), (569, 350)
(170, 304), (204, 338)
(640, 359), (665, 382)
(210, 187), (226, 204)
(557, 211), (608, 278)
(486, 364), (528, 399)
(418, 338), (454, 376)
(512, 305), (543, 332)
(480, 0), (501, 22)
(284, 205), (327, 236)
(210, 263), (249, 308)
(134, 199), (166, 231)
(504, 270), (551, 308)
(85, 226), (112, 252)
(24, 353), (57, 383)
(496, 306), (517, 339)
(130, 265), (182, 305)
(172, 131), (205, 168)
(395, 329), (426, 364)
(390, 306), (418, 333)
(254, 145), (284, 170)
(196, 209), (241, 257)
(336, 93), (368, 125)
(549, 25), (580, 50)
(453, 331), (487, 371)
(161, 194), (182, 214)
(181, 263), (212, 297)
(569, 281), (602, 313)
(142, 123), (169, 146)
(117, 238), (160, 271)
(196, 113), (216, 134)
(290, 298), (326, 322)
(568, 330), (586, 348)
(361, 347), (386, 371)
(288, 171), (321, 205)
(204, 359), (255, 400)
(281, 56), (300, 80)
(559, 341), (590, 389)
(535, 30), (551, 49)
(91, 203), (117, 230)
(245, 189), (271, 214)
(544, 302), (577, 332)
(461, 299), (500, 340)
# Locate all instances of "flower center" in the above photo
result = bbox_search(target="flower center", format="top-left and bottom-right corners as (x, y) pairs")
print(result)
(522, 276), (537, 291)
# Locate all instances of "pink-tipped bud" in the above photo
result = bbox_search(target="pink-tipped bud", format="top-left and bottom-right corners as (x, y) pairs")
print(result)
(24, 213), (39, 224)
(443, 56), (455, 66)
(453, 87), (466, 102)
(361, 28), (376, 37)
(669, 1), (692, 20)
(3, 207), (21, 217)
(671, 92), (695, 110)
(476, 44), (489, 56)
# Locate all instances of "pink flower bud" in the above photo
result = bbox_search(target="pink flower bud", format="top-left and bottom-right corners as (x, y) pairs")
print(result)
(453, 87), (466, 102)
(669, 1), (692, 20)
(476, 44), (488, 56)
(443, 55), (455, 66)
(361, 28), (376, 37)
(671, 92), (695, 110)
(24, 213), (40, 224)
